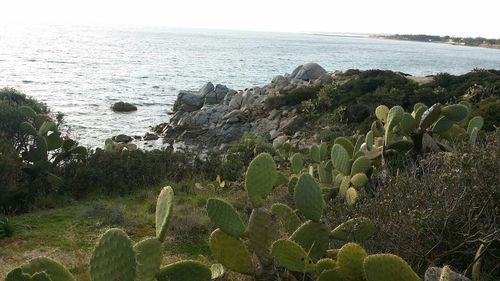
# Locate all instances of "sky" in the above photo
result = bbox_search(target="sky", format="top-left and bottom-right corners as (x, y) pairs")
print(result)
(1, 0), (499, 38)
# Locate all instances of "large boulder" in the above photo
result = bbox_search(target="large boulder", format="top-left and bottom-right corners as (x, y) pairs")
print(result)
(198, 82), (215, 98)
(113, 134), (133, 143)
(228, 91), (244, 110)
(290, 63), (327, 81)
(205, 84), (229, 104)
(111, 102), (137, 112)
(173, 91), (203, 112)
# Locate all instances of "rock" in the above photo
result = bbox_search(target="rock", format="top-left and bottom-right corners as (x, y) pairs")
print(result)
(223, 110), (245, 121)
(111, 102), (137, 112)
(198, 82), (215, 98)
(228, 91), (243, 110)
(223, 89), (238, 105)
(113, 134), (133, 143)
(273, 135), (288, 146)
(280, 115), (305, 135)
(143, 133), (159, 141)
(290, 63), (327, 81)
(173, 91), (203, 112)
(425, 267), (471, 281)
(205, 84), (228, 104)
(240, 90), (255, 110)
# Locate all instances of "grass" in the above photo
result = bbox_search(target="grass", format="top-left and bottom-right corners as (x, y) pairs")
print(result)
(0, 179), (222, 280)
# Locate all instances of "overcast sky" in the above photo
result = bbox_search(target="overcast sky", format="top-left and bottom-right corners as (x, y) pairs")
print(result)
(1, 0), (499, 38)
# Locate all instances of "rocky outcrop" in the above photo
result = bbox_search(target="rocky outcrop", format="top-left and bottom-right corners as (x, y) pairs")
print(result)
(155, 63), (337, 148)
(112, 102), (137, 112)
(113, 134), (133, 143)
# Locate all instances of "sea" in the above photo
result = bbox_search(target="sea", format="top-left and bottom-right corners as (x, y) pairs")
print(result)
(1, 24), (499, 148)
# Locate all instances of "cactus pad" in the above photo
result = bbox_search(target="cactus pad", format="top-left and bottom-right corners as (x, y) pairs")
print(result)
(363, 254), (421, 281)
(350, 156), (370, 176)
(245, 153), (277, 206)
(310, 144), (321, 163)
(316, 258), (337, 275)
(318, 269), (347, 281)
(21, 257), (74, 281)
(375, 105), (389, 123)
(320, 143), (329, 160)
(346, 187), (359, 206)
(339, 176), (350, 198)
(337, 243), (367, 281)
(350, 173), (369, 188)
(294, 173), (324, 222)
(271, 239), (315, 272)
(467, 116), (484, 134)
(208, 229), (253, 274)
(156, 186), (174, 242)
(334, 137), (355, 156)
(271, 203), (301, 234)
(365, 131), (374, 150)
(5, 268), (31, 281)
(331, 217), (376, 242)
(400, 112), (417, 134)
(90, 228), (136, 281)
(288, 176), (299, 195)
(133, 238), (162, 281)
(441, 104), (469, 122)
(319, 161), (333, 184)
(248, 207), (279, 263)
(432, 116), (453, 134)
(206, 198), (246, 237)
(156, 260), (211, 281)
(331, 144), (351, 176)
(290, 153), (304, 174)
(290, 221), (329, 261)
(419, 103), (442, 130)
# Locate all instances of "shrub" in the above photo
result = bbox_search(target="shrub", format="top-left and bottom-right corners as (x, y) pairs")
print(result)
(325, 132), (500, 276)
(473, 98), (500, 131)
(265, 85), (321, 109)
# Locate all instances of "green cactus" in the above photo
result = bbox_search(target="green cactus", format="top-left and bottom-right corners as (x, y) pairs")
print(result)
(89, 228), (137, 281)
(384, 106), (404, 144)
(331, 144), (351, 176)
(363, 254), (421, 281)
(19, 257), (73, 281)
(133, 238), (162, 281)
(469, 127), (480, 145)
(294, 173), (324, 222)
(386, 140), (413, 152)
(320, 143), (329, 161)
(431, 116), (453, 134)
(350, 156), (370, 176)
(350, 173), (369, 188)
(271, 203), (301, 234)
(375, 105), (389, 123)
(206, 198), (246, 237)
(339, 176), (350, 198)
(318, 268), (347, 281)
(6, 268), (32, 281)
(247, 207), (279, 264)
(331, 217), (376, 243)
(310, 144), (321, 163)
(400, 112), (417, 134)
(315, 258), (337, 276)
(208, 229), (253, 274)
(467, 116), (484, 135)
(326, 249), (340, 260)
(156, 260), (211, 281)
(318, 160), (333, 184)
(412, 103), (428, 125)
(290, 221), (329, 261)
(365, 131), (374, 150)
(271, 239), (315, 273)
(419, 103), (442, 130)
(288, 176), (299, 195)
(336, 243), (367, 281)
(335, 137), (355, 157)
(156, 186), (174, 242)
(441, 104), (469, 122)
(290, 153), (304, 174)
(245, 153), (277, 206)
(274, 171), (289, 188)
(346, 187), (359, 206)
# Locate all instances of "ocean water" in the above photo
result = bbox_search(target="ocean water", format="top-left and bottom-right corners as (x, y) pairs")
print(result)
(1, 24), (499, 147)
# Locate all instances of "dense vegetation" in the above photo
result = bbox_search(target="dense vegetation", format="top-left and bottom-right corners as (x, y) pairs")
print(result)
(380, 34), (500, 47)
(1, 69), (499, 281)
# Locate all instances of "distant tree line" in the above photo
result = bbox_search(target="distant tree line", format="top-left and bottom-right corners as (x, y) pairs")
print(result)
(383, 34), (500, 46)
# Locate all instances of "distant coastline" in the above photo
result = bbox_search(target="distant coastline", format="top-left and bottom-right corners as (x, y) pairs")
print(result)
(370, 34), (500, 50)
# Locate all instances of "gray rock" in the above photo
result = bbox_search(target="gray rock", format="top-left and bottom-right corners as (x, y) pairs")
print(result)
(240, 90), (255, 110)
(205, 84), (228, 104)
(113, 134), (133, 143)
(290, 63), (327, 81)
(143, 133), (159, 141)
(198, 82), (215, 98)
(111, 102), (137, 112)
(228, 91), (243, 110)
(425, 267), (471, 281)
(223, 110), (245, 121)
(223, 89), (238, 105)
(273, 135), (288, 146)
(280, 115), (305, 135)
(173, 91), (203, 112)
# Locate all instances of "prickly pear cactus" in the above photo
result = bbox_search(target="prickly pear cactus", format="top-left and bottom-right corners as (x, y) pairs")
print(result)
(375, 105), (389, 123)
(315, 258), (337, 275)
(363, 254), (421, 281)
(294, 173), (324, 222)
(350, 156), (370, 176)
(271, 203), (301, 234)
(350, 173), (369, 188)
(133, 238), (162, 281)
(335, 137), (355, 157)
(419, 103), (442, 130)
(20, 257), (75, 281)
(248, 207), (279, 264)
(208, 229), (253, 274)
(156, 186), (174, 242)
(318, 268), (347, 281)
(89, 228), (137, 281)
(156, 260), (211, 281)
(400, 112), (417, 134)
(319, 142), (329, 161)
(336, 243), (367, 281)
(346, 187), (359, 206)
(290, 153), (304, 174)
(206, 198), (246, 237)
(288, 176), (299, 195)
(331, 144), (351, 176)
(271, 239), (315, 273)
(245, 153), (277, 206)
(331, 217), (376, 243)
(441, 104), (469, 122)
(432, 116), (453, 134)
(290, 221), (329, 261)
(310, 144), (321, 163)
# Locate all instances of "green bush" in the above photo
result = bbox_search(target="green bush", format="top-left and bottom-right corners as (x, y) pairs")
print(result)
(265, 85), (321, 109)
(325, 132), (500, 276)
(473, 98), (500, 131)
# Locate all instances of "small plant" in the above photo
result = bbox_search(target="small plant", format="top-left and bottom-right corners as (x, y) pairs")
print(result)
(0, 216), (14, 238)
